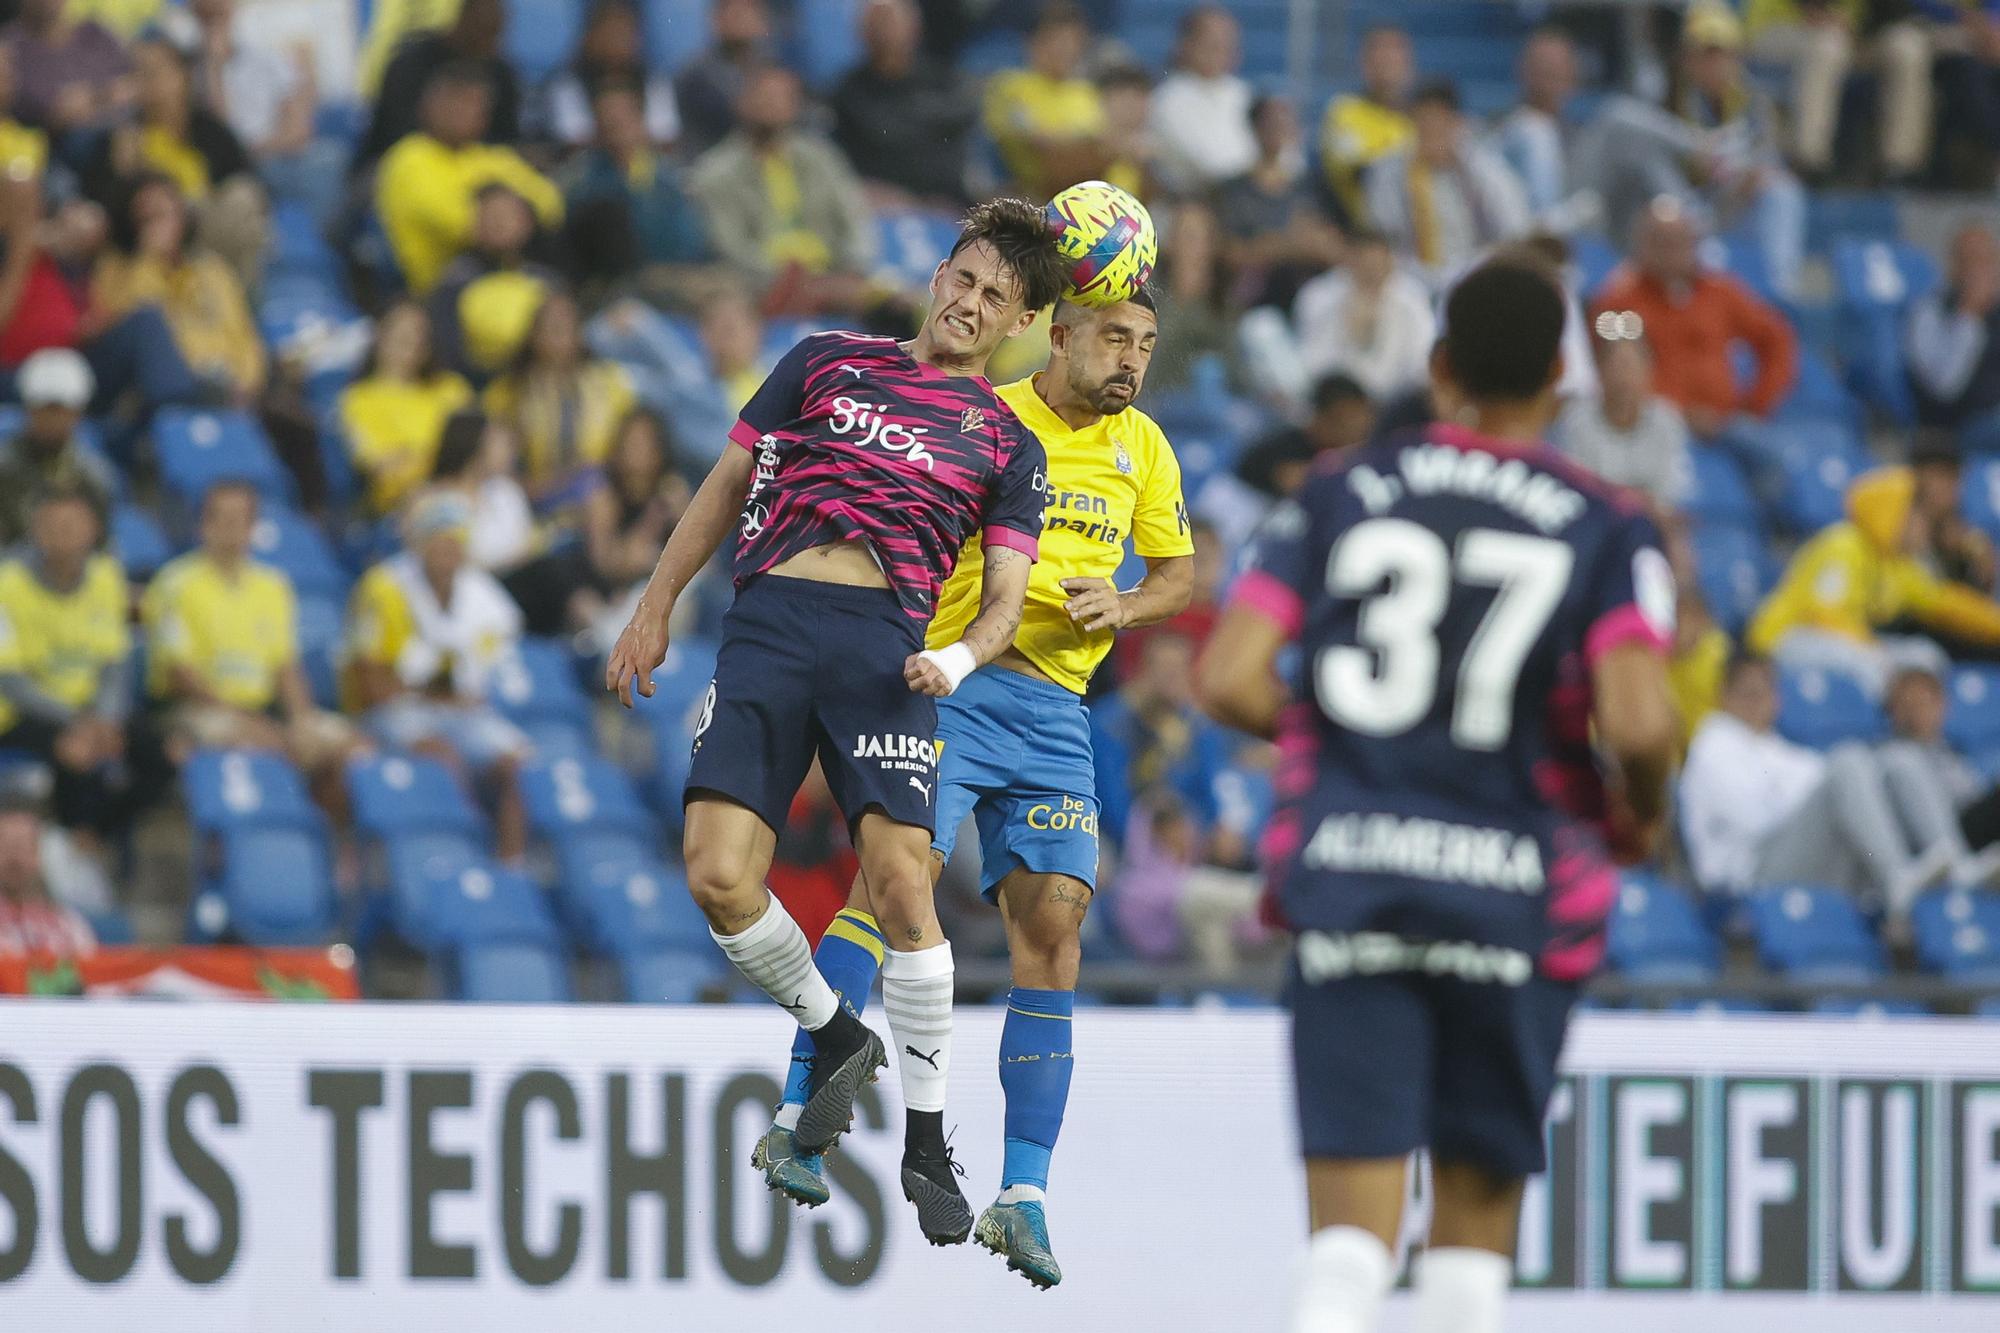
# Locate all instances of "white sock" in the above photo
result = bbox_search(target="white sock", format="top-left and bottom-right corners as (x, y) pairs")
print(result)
(1290, 1225), (1394, 1333)
(881, 942), (954, 1113)
(773, 1102), (802, 1131)
(1411, 1247), (1511, 1333)
(710, 897), (838, 1030)
(997, 1183), (1045, 1205)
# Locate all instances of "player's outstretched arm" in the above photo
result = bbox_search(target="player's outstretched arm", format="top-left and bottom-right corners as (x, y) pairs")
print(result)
(1590, 640), (1680, 862)
(904, 545), (1033, 697)
(1059, 553), (1193, 632)
(1194, 601), (1291, 740)
(606, 446), (755, 708)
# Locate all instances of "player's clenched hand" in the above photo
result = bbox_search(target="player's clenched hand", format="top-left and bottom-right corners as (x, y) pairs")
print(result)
(1060, 577), (1127, 632)
(904, 652), (953, 697)
(606, 603), (671, 709)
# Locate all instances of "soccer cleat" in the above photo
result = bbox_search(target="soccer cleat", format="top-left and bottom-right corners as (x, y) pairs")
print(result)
(900, 1137), (973, 1245)
(752, 1124), (831, 1208)
(975, 1199), (1062, 1289)
(795, 1012), (886, 1155)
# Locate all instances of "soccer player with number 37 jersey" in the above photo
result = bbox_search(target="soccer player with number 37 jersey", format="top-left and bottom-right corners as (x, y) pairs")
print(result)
(1196, 259), (1680, 1333)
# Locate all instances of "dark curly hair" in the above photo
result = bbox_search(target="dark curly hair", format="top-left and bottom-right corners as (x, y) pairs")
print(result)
(947, 197), (1068, 314)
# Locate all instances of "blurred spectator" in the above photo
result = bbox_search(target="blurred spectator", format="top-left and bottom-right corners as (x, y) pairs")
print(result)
(0, 44), (46, 179)
(1095, 62), (1156, 198)
(428, 409), (535, 575)
(1591, 199), (1797, 437)
(1216, 95), (1345, 313)
(538, 0), (678, 150)
(93, 173), (264, 401)
(428, 183), (560, 380)
(559, 75), (713, 305)
(1749, 458), (2000, 691)
(1321, 23), (1415, 218)
(0, 349), (109, 544)
(141, 480), (357, 774)
(83, 32), (266, 287)
(375, 61), (561, 295)
(1490, 27), (1595, 231)
(1141, 200), (1231, 396)
(581, 283), (768, 472)
(1745, 1), (1932, 183)
(0, 798), (94, 958)
(1, 0), (133, 136)
(69, 0), (165, 41)
(1883, 653), (2000, 861)
(1091, 629), (1234, 846)
(1115, 517), (1225, 678)
(688, 64), (877, 314)
(1109, 786), (1265, 973)
(674, 0), (771, 157)
(339, 299), (473, 515)
(1234, 373), (1374, 502)
(829, 0), (977, 208)
(1553, 318), (1691, 516)
(1932, 2), (2000, 189)
(188, 0), (336, 220)
(983, 1), (1108, 199)
(1589, 4), (1807, 298)
(1366, 80), (1531, 284)
(1150, 4), (1256, 193)
(1909, 222), (2000, 430)
(0, 486), (170, 840)
(1680, 651), (1971, 919)
(697, 283), (769, 415)
(355, 0), (518, 172)
(1669, 590), (1732, 745)
(342, 489), (530, 861)
(582, 406), (688, 621)
(1290, 228), (1435, 402)
(482, 289), (636, 509)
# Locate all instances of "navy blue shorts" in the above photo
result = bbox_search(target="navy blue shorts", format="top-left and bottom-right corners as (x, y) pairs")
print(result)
(1287, 932), (1577, 1179)
(686, 575), (938, 834)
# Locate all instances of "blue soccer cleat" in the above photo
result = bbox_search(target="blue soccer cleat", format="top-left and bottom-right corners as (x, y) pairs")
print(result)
(974, 1198), (1062, 1289)
(752, 1123), (831, 1208)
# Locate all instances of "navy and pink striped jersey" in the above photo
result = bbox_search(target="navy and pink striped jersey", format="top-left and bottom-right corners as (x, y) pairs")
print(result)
(726, 332), (1047, 621)
(1230, 423), (1676, 982)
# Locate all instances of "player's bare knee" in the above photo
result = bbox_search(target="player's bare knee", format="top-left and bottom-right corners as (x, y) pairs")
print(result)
(682, 844), (764, 927)
(1007, 875), (1089, 982)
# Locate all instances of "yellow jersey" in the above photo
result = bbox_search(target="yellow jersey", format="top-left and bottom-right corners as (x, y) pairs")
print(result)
(339, 372), (475, 513)
(141, 553), (298, 711)
(0, 554), (129, 732)
(1321, 94), (1414, 215)
(927, 376), (1193, 695)
(983, 70), (1107, 187)
(374, 133), (564, 294)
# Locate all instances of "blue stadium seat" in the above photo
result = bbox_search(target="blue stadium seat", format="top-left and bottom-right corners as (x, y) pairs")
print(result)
(267, 200), (339, 280)
(491, 638), (590, 729)
(1605, 875), (1720, 983)
(1945, 666), (2000, 754)
(635, 635), (719, 815)
(386, 837), (558, 951)
(1690, 522), (1776, 635)
(1777, 666), (1885, 749)
(790, 0), (863, 86)
(642, 0), (712, 71)
(619, 945), (726, 1003)
(1811, 996), (1930, 1017)
(1666, 996), (1774, 1015)
(1771, 428), (1870, 535)
(520, 756), (654, 841)
(192, 825), (338, 945)
(1569, 233), (1621, 300)
(1830, 237), (1938, 424)
(1682, 446), (1761, 526)
(296, 593), (343, 710)
(454, 940), (573, 1002)
(1910, 887), (2000, 981)
(346, 753), (486, 839)
(154, 409), (292, 508)
(84, 905), (136, 945)
(1774, 347), (1858, 425)
(1962, 458), (2000, 544)
(110, 504), (172, 580)
(1748, 884), (1887, 982)
(876, 210), (961, 290)
(503, 0), (583, 84)
(551, 830), (709, 957)
(1806, 193), (1900, 254)
(183, 748), (319, 834)
(248, 502), (347, 600)
(258, 273), (361, 351)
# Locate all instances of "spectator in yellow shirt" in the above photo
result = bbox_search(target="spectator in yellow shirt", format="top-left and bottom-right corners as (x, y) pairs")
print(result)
(142, 480), (360, 777)
(92, 174), (265, 400)
(481, 290), (635, 508)
(340, 301), (475, 514)
(0, 486), (172, 838)
(1322, 24), (1417, 218)
(983, 1), (1111, 198)
(375, 61), (562, 294)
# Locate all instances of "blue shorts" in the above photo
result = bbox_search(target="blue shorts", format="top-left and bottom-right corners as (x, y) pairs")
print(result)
(1287, 932), (1577, 1179)
(686, 575), (937, 834)
(931, 666), (1100, 901)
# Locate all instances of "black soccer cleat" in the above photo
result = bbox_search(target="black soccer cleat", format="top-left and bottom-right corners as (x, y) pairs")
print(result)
(794, 1010), (886, 1155)
(900, 1136), (973, 1246)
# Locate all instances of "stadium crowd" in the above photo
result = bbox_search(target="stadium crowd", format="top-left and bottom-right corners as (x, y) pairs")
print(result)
(1, 0), (2000, 1010)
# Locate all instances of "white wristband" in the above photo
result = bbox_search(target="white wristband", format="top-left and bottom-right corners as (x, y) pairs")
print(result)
(917, 642), (978, 694)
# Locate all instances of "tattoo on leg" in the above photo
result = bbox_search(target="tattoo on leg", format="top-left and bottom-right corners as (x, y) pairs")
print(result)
(1050, 880), (1091, 915)
(905, 925), (925, 944)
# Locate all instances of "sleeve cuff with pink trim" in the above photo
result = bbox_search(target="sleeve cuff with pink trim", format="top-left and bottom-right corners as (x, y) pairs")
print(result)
(727, 419), (765, 451)
(983, 525), (1039, 561)
(1585, 603), (1671, 665)
(1229, 569), (1305, 639)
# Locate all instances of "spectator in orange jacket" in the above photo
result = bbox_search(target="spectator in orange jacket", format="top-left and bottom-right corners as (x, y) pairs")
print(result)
(1591, 197), (1797, 438)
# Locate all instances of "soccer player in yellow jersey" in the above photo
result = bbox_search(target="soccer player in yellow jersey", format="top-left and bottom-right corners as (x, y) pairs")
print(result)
(754, 291), (1195, 1286)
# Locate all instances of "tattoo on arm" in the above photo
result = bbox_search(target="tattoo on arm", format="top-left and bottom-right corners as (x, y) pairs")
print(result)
(962, 546), (1027, 663)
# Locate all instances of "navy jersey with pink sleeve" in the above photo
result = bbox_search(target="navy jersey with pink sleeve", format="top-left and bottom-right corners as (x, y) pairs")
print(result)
(1230, 423), (1675, 981)
(728, 331), (1047, 620)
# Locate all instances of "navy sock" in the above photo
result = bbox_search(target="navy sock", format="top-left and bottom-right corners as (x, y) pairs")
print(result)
(998, 986), (1075, 1192)
(780, 909), (884, 1115)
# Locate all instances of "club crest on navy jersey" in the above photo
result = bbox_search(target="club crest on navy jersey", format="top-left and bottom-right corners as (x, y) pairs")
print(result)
(962, 405), (986, 434)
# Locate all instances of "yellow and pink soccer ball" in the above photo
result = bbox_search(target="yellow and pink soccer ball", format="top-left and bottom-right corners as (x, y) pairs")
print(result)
(1044, 181), (1157, 309)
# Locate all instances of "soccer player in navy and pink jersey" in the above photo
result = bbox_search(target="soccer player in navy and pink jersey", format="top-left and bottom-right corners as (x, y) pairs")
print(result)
(1196, 259), (1680, 1333)
(606, 199), (1067, 1241)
